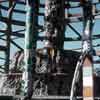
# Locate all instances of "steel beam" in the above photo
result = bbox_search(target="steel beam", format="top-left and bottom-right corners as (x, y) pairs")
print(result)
(22, 0), (39, 99)
(43, 0), (65, 76)
(44, 0), (65, 49)
(0, 45), (6, 51)
(5, 1), (16, 72)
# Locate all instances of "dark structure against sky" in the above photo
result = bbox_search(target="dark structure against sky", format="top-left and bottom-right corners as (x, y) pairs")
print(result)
(0, 0), (100, 100)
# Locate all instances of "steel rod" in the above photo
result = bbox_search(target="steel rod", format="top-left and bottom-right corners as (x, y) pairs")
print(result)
(22, 0), (35, 97)
(5, 1), (16, 72)
(22, 0), (39, 99)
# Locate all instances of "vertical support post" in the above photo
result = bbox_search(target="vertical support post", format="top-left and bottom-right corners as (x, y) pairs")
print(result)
(22, 0), (38, 98)
(44, 0), (65, 73)
(82, 0), (94, 100)
(45, 0), (65, 49)
(5, 1), (15, 72)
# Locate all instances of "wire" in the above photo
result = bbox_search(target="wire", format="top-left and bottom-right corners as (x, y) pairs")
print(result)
(70, 51), (87, 100)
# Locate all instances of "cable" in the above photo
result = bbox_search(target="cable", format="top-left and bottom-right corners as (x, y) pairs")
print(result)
(70, 51), (87, 100)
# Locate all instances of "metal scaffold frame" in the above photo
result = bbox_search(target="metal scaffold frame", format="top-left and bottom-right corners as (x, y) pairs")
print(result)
(70, 0), (94, 100)
(0, 0), (100, 100)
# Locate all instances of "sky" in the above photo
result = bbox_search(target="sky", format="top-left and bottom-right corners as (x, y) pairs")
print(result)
(0, 0), (100, 70)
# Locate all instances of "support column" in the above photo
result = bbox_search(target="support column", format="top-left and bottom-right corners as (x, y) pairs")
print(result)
(45, 0), (65, 49)
(82, 0), (94, 100)
(44, 0), (65, 73)
(22, 0), (38, 99)
(5, 1), (16, 72)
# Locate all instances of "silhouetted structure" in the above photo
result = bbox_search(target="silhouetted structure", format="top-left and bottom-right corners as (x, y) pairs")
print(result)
(0, 0), (100, 100)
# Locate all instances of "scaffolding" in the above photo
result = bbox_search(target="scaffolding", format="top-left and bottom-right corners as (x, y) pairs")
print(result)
(0, 0), (100, 100)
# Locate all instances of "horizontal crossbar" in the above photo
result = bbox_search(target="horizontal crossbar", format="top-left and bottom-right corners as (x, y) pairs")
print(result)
(0, 95), (82, 99)
(0, 95), (100, 100)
